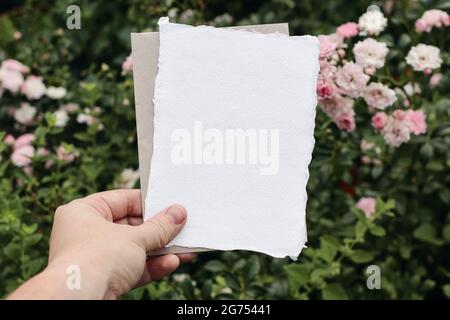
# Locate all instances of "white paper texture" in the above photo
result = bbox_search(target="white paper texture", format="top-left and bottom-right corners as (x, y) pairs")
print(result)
(145, 19), (319, 258)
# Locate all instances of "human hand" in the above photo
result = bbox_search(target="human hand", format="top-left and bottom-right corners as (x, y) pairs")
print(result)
(9, 189), (194, 300)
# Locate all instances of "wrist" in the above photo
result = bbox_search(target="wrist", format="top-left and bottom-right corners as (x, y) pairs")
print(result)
(43, 258), (112, 299)
(9, 258), (112, 300)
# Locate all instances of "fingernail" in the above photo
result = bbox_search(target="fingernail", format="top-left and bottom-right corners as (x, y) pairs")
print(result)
(166, 205), (187, 224)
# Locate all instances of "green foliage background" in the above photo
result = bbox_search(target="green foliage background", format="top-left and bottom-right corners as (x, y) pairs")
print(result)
(1, 0), (450, 299)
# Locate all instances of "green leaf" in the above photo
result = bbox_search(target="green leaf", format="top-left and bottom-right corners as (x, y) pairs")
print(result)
(267, 280), (289, 298)
(225, 274), (241, 291)
(283, 264), (311, 288)
(322, 283), (348, 300)
(371, 166), (383, 179)
(244, 257), (260, 280)
(319, 236), (338, 262)
(23, 233), (43, 247)
(370, 225), (386, 237)
(355, 221), (368, 239)
(180, 279), (195, 299)
(443, 284), (450, 299)
(201, 279), (213, 299)
(348, 250), (374, 263)
(310, 268), (328, 283)
(320, 235), (341, 249)
(413, 223), (444, 246)
(420, 143), (434, 160)
(22, 223), (38, 235)
(45, 112), (56, 127)
(398, 33), (410, 48)
(399, 243), (412, 259)
(443, 224), (450, 242)
(204, 260), (227, 273)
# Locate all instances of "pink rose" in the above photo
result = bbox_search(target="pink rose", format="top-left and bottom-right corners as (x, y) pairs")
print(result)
(393, 109), (406, 120)
(415, 19), (428, 32)
(318, 34), (342, 59)
(372, 112), (388, 130)
(404, 110), (427, 135)
(356, 197), (376, 218)
(122, 55), (133, 74)
(319, 95), (353, 119)
(14, 133), (35, 149)
(56, 145), (79, 163)
(0, 68), (24, 93)
(37, 147), (50, 157)
(335, 62), (369, 98)
(11, 145), (35, 167)
(336, 112), (356, 132)
(21, 75), (46, 100)
(1, 59), (29, 73)
(382, 116), (411, 147)
(361, 155), (372, 164)
(415, 9), (450, 33)
(336, 22), (359, 38)
(4, 134), (15, 145)
(363, 82), (397, 110)
(429, 73), (442, 88)
(317, 81), (335, 100)
(353, 38), (389, 70)
(360, 139), (375, 152)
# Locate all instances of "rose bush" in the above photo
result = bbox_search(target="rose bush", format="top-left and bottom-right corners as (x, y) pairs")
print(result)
(0, 0), (449, 299)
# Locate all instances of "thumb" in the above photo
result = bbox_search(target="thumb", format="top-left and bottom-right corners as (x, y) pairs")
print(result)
(134, 204), (187, 252)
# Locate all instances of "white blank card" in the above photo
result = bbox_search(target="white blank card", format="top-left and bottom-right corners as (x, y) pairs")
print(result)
(145, 18), (319, 258)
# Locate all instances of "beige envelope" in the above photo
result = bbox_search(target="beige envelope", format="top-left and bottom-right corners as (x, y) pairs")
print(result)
(131, 22), (289, 255)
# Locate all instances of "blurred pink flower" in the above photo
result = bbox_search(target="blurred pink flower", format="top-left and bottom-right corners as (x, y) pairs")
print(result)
(56, 145), (78, 163)
(0, 68), (24, 93)
(14, 133), (35, 149)
(122, 55), (133, 74)
(382, 116), (411, 147)
(353, 38), (389, 70)
(336, 22), (359, 38)
(358, 10), (387, 36)
(393, 109), (406, 120)
(360, 139), (375, 152)
(319, 94), (356, 132)
(404, 110), (427, 135)
(356, 197), (376, 218)
(372, 112), (388, 130)
(429, 73), (442, 88)
(11, 145), (35, 167)
(13, 31), (22, 40)
(317, 61), (339, 99)
(361, 155), (372, 164)
(415, 19), (428, 33)
(14, 103), (36, 125)
(406, 44), (442, 72)
(1, 59), (29, 73)
(37, 147), (50, 157)
(415, 9), (450, 33)
(335, 62), (369, 98)
(317, 81), (335, 100)
(4, 134), (15, 145)
(319, 94), (353, 119)
(363, 82), (396, 110)
(22, 166), (33, 176)
(336, 111), (356, 132)
(318, 34), (342, 59)
(21, 75), (46, 100)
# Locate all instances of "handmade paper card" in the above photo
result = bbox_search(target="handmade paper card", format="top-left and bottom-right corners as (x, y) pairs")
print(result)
(144, 18), (319, 258)
(131, 22), (289, 255)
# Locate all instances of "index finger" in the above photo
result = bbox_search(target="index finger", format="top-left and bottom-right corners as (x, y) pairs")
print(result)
(84, 189), (142, 221)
